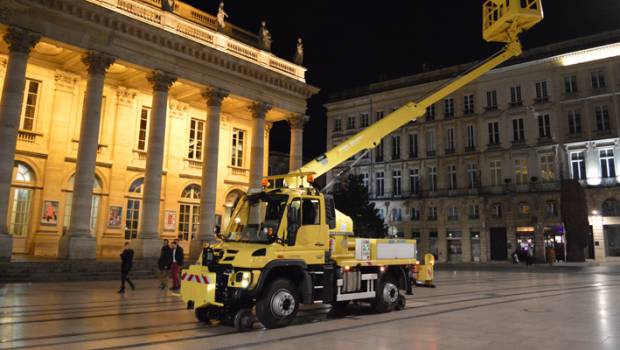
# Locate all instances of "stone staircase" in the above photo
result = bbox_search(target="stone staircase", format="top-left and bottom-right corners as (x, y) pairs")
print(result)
(0, 258), (162, 283)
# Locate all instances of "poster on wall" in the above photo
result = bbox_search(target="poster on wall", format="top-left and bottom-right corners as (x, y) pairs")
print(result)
(164, 210), (177, 231)
(41, 200), (59, 225)
(108, 206), (122, 228)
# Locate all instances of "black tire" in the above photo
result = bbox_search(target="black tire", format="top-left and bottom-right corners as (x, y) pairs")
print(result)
(371, 278), (399, 313)
(195, 307), (210, 323)
(256, 278), (299, 329)
(234, 308), (255, 332)
(327, 301), (349, 318)
(395, 294), (406, 311)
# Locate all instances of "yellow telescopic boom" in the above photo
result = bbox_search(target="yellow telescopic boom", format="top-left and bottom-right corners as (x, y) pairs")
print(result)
(281, 0), (543, 186)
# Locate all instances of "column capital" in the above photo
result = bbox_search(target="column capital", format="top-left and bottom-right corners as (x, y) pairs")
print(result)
(248, 101), (272, 119)
(81, 51), (115, 75)
(3, 27), (41, 54)
(148, 70), (177, 92)
(288, 113), (309, 130)
(202, 87), (229, 107)
(265, 122), (273, 134)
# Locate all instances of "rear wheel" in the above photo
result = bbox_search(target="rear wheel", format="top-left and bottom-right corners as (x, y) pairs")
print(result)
(195, 307), (210, 323)
(256, 279), (299, 329)
(371, 278), (399, 313)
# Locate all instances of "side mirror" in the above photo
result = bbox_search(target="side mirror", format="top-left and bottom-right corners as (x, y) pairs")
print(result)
(325, 195), (336, 229)
(287, 206), (299, 246)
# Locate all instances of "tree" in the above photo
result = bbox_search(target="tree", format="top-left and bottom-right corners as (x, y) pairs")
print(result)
(333, 174), (386, 238)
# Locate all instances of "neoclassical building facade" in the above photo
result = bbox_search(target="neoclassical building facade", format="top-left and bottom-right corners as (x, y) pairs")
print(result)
(326, 30), (620, 263)
(0, 0), (317, 260)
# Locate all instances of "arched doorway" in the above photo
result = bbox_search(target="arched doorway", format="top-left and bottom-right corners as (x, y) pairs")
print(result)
(9, 162), (36, 253)
(602, 198), (620, 217)
(63, 174), (103, 236)
(178, 184), (200, 248)
(222, 188), (245, 230)
(125, 178), (144, 240)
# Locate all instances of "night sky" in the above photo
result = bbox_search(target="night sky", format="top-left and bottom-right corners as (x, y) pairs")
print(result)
(184, 0), (620, 160)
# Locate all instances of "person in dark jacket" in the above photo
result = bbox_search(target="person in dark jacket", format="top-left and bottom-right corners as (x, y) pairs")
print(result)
(118, 241), (135, 293)
(158, 239), (172, 290)
(170, 239), (184, 291)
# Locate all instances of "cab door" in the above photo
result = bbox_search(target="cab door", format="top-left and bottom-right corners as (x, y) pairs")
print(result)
(287, 197), (326, 264)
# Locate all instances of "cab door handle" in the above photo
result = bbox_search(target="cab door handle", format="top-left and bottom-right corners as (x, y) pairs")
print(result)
(315, 242), (325, 247)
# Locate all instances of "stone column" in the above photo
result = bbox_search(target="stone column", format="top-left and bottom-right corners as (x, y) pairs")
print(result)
(58, 51), (115, 259)
(288, 114), (308, 172)
(0, 28), (40, 261)
(190, 87), (228, 258)
(133, 71), (176, 258)
(248, 102), (272, 190)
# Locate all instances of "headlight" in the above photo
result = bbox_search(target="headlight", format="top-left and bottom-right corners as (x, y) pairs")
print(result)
(235, 271), (252, 288)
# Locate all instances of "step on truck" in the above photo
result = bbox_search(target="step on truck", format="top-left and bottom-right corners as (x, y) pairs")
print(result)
(180, 0), (544, 331)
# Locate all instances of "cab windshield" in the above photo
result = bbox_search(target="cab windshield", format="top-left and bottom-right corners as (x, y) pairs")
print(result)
(222, 193), (288, 243)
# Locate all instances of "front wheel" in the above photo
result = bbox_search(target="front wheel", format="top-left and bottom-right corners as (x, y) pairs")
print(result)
(256, 279), (299, 329)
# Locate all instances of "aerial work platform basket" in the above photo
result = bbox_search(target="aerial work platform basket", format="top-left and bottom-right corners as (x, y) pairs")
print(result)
(483, 0), (544, 43)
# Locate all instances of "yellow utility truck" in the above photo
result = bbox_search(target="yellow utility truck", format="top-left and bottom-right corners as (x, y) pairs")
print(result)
(180, 0), (544, 331)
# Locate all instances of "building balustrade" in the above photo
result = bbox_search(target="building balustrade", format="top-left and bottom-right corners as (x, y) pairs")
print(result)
(533, 96), (550, 104)
(17, 130), (42, 144)
(85, 0), (306, 81)
(508, 100), (523, 108)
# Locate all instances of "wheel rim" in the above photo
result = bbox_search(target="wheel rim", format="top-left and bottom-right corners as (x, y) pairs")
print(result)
(270, 289), (296, 317)
(382, 282), (398, 304)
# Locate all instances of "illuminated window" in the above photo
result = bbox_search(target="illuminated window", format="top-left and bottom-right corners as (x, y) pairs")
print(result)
(187, 118), (204, 160)
(137, 107), (150, 151)
(231, 128), (245, 167)
(179, 184), (201, 241)
(515, 159), (528, 185)
(125, 178), (144, 240)
(567, 110), (581, 135)
(9, 162), (35, 237)
(361, 172), (369, 190)
(540, 154), (555, 182)
(518, 202), (530, 216)
(600, 149), (616, 179)
(570, 152), (586, 180)
(489, 160), (502, 186)
(392, 170), (401, 196)
(20, 79), (40, 131)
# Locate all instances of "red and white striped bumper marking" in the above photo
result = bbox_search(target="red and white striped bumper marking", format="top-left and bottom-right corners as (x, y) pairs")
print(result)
(181, 273), (209, 284)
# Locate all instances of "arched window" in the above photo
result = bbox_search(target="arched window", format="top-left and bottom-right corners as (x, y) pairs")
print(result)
(602, 198), (620, 217)
(9, 162), (35, 237)
(63, 175), (103, 235)
(179, 184), (201, 241)
(125, 178), (144, 240)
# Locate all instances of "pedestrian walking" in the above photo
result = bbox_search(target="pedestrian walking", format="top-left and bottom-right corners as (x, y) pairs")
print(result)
(511, 249), (520, 264)
(170, 239), (184, 291)
(526, 246), (534, 267)
(158, 239), (172, 289)
(118, 242), (135, 293)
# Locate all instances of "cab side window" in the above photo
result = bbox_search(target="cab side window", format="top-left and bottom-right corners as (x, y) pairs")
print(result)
(301, 199), (320, 225)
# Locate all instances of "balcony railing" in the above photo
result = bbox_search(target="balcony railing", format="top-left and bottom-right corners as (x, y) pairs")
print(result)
(85, 0), (306, 81)
(509, 100), (523, 108)
(533, 96), (550, 104)
(17, 130), (41, 144)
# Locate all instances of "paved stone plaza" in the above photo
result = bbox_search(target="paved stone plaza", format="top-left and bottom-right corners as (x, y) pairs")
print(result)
(1, 267), (619, 350)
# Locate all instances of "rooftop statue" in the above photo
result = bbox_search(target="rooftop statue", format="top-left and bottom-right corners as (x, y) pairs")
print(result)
(259, 21), (272, 52)
(162, 0), (175, 12)
(293, 38), (304, 65)
(216, 1), (228, 32)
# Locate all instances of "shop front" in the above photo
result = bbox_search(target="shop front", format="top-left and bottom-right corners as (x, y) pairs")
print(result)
(446, 230), (462, 263)
(544, 225), (566, 262)
(516, 226), (535, 262)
